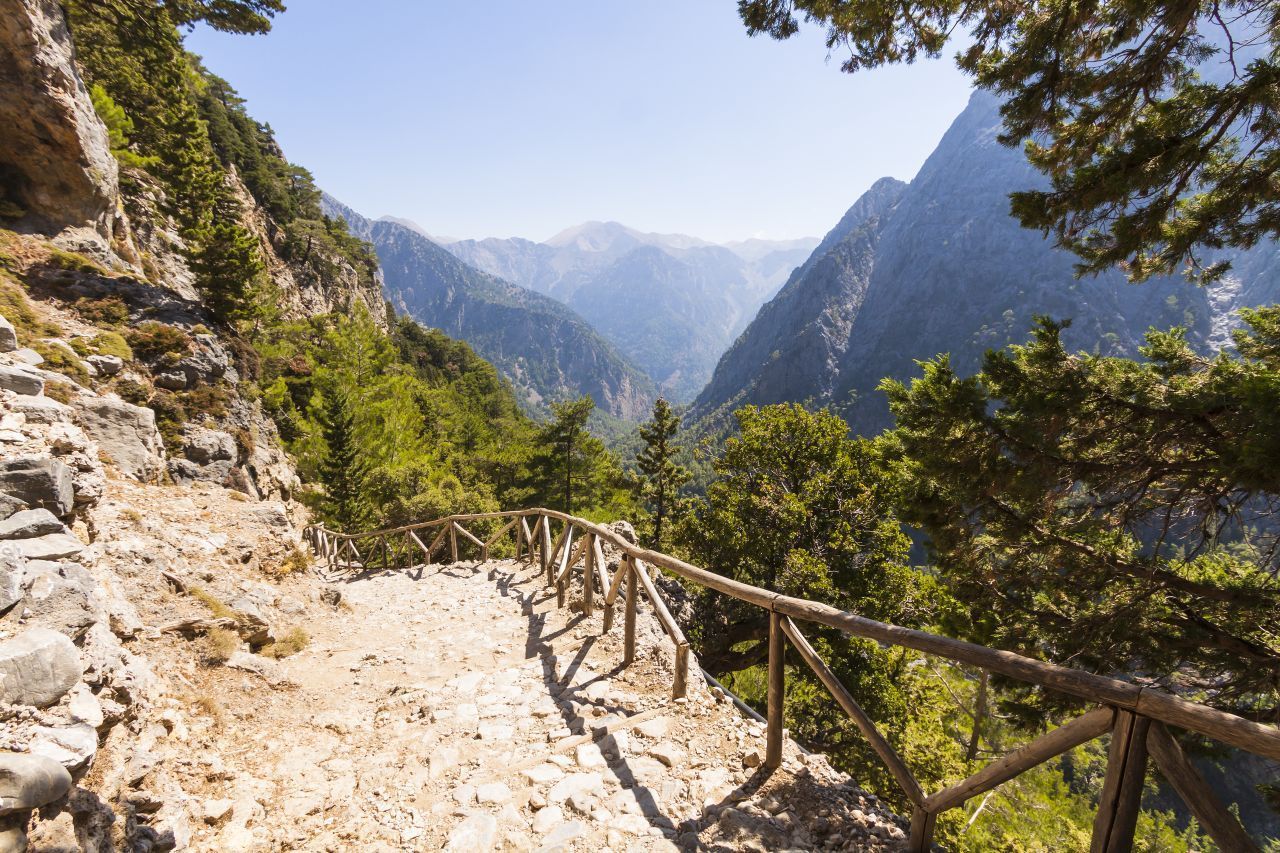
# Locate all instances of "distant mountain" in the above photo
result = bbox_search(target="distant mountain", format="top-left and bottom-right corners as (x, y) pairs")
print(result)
(324, 196), (657, 421)
(690, 90), (1280, 436)
(443, 222), (818, 402)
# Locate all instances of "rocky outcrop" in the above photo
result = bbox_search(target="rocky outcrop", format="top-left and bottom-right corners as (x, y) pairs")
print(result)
(0, 0), (117, 248)
(71, 396), (165, 483)
(0, 627), (83, 707)
(0, 457), (74, 518)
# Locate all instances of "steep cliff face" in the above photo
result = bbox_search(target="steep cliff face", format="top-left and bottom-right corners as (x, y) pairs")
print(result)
(691, 91), (1275, 435)
(445, 224), (817, 402)
(0, 0), (118, 254)
(327, 198), (657, 421)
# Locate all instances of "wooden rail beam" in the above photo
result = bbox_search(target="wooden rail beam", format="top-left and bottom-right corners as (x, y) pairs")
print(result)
(1147, 722), (1260, 853)
(781, 617), (924, 807)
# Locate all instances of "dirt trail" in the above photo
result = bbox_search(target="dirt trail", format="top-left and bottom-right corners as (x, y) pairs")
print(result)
(65, 478), (906, 851)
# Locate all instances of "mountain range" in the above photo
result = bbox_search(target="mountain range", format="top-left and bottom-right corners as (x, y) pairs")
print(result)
(323, 196), (658, 422)
(441, 223), (817, 401)
(689, 90), (1280, 436)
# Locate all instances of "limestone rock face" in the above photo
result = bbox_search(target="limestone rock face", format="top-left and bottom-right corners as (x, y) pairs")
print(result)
(0, 509), (64, 540)
(0, 457), (73, 518)
(0, 627), (82, 707)
(0, 317), (16, 353)
(0, 366), (42, 397)
(71, 397), (165, 482)
(0, 0), (117, 241)
(0, 752), (72, 814)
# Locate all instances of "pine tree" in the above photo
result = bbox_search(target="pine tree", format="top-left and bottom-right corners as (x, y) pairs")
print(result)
(537, 397), (602, 515)
(635, 398), (690, 551)
(188, 190), (264, 321)
(318, 389), (369, 533)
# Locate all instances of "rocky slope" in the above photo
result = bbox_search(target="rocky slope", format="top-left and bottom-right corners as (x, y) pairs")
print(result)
(690, 91), (1280, 435)
(444, 223), (817, 402)
(325, 197), (658, 422)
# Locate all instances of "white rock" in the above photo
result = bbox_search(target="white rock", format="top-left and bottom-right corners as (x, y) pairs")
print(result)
(444, 813), (497, 852)
(29, 722), (97, 770)
(522, 763), (564, 785)
(475, 782), (511, 804)
(575, 743), (606, 769)
(531, 804), (563, 834)
(649, 742), (684, 768)
(547, 772), (603, 804)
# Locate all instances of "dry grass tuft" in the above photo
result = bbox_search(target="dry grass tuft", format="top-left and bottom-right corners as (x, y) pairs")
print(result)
(204, 627), (240, 664)
(190, 587), (236, 620)
(260, 626), (309, 659)
(266, 547), (309, 578)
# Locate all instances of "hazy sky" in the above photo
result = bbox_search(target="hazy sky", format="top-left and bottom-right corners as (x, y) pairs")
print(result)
(187, 2), (974, 243)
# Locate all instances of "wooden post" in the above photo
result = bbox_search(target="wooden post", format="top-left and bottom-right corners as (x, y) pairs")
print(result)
(673, 642), (689, 700)
(583, 534), (595, 617)
(908, 810), (937, 853)
(623, 558), (638, 665)
(514, 519), (524, 560)
(541, 517), (553, 584)
(1092, 711), (1151, 852)
(450, 523), (459, 563)
(766, 610), (785, 769)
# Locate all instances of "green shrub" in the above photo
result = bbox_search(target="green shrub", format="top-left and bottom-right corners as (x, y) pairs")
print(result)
(72, 295), (129, 327)
(0, 276), (61, 341)
(112, 378), (150, 406)
(181, 384), (229, 420)
(148, 390), (187, 449)
(126, 321), (191, 363)
(44, 381), (76, 404)
(44, 247), (106, 276)
(31, 340), (89, 386)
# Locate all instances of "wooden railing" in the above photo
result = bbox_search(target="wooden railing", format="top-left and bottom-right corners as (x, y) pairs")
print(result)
(304, 509), (1278, 852)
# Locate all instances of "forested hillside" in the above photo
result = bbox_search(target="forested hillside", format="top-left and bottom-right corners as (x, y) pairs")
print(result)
(322, 197), (658, 423)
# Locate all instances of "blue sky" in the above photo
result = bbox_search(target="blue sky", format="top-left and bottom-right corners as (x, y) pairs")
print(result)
(187, 2), (973, 243)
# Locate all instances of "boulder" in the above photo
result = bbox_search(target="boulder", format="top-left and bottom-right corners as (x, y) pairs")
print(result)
(153, 371), (187, 391)
(0, 752), (71, 814)
(0, 627), (82, 707)
(0, 509), (65, 540)
(0, 316), (15, 353)
(84, 355), (121, 376)
(226, 596), (273, 646)
(0, 555), (23, 612)
(0, 457), (73, 517)
(182, 428), (235, 465)
(12, 533), (81, 562)
(71, 397), (164, 482)
(28, 723), (97, 771)
(0, 366), (41, 397)
(21, 562), (98, 638)
(178, 335), (231, 385)
(11, 348), (41, 366)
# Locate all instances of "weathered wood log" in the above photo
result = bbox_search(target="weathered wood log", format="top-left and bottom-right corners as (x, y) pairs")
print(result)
(540, 515), (552, 581)
(1091, 710), (1150, 852)
(631, 560), (687, 648)
(673, 642), (689, 700)
(485, 518), (518, 550)
(449, 523), (459, 563)
(782, 617), (924, 807)
(766, 611), (785, 769)
(1147, 722), (1260, 853)
(162, 570), (188, 594)
(556, 526), (576, 608)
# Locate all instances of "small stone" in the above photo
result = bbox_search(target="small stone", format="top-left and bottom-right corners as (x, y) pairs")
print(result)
(575, 743), (606, 769)
(444, 813), (497, 852)
(649, 742), (684, 768)
(532, 804), (563, 834)
(0, 366), (43, 397)
(475, 782), (510, 804)
(521, 763), (564, 785)
(634, 717), (670, 738)
(742, 748), (763, 768)
(28, 723), (97, 770)
(0, 316), (16, 353)
(542, 820), (584, 847)
(84, 355), (122, 376)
